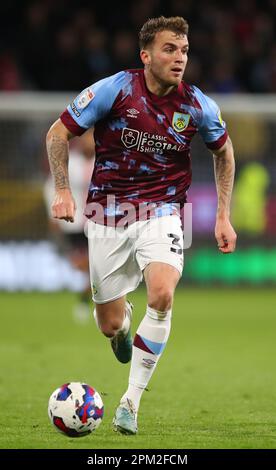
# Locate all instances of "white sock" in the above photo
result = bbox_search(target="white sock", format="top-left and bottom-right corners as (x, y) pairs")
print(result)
(93, 301), (131, 337)
(121, 305), (172, 411)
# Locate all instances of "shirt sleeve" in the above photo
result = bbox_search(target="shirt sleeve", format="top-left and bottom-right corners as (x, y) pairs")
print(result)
(193, 85), (228, 150)
(60, 71), (126, 136)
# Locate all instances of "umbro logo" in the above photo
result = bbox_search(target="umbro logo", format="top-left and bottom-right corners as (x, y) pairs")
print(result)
(142, 358), (156, 369)
(127, 108), (140, 118)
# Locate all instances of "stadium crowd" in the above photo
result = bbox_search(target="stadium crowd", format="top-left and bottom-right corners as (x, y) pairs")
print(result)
(0, 0), (275, 93)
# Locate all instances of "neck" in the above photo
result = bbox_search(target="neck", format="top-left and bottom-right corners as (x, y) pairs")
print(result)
(144, 69), (177, 97)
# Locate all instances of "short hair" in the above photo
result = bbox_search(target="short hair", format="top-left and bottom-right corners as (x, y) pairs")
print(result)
(139, 16), (189, 50)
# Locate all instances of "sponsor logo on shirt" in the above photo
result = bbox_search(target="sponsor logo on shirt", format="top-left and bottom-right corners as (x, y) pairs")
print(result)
(121, 128), (140, 148)
(126, 108), (140, 118)
(121, 127), (186, 154)
(172, 112), (190, 133)
(70, 88), (94, 117)
(70, 101), (80, 117)
(77, 88), (95, 109)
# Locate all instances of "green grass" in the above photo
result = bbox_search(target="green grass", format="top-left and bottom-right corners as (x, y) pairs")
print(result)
(0, 288), (276, 449)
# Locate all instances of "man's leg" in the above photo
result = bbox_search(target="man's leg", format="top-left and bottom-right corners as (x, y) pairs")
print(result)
(94, 296), (133, 363)
(113, 262), (180, 434)
(87, 219), (142, 360)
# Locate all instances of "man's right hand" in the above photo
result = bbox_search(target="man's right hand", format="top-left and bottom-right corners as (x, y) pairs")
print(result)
(51, 188), (76, 223)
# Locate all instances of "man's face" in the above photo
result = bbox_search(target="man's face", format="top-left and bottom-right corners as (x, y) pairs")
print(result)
(141, 30), (189, 87)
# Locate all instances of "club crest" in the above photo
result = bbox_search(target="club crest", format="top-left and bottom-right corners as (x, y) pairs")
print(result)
(172, 112), (190, 133)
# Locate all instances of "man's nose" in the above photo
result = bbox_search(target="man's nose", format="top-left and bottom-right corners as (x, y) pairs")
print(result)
(174, 50), (184, 61)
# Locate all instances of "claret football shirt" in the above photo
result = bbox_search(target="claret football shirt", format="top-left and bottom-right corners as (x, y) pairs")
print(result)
(61, 69), (227, 225)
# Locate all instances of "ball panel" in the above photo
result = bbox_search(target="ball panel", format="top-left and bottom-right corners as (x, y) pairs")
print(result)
(56, 383), (72, 401)
(53, 416), (80, 437)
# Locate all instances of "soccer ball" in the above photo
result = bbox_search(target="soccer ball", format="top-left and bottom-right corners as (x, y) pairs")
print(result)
(48, 382), (104, 437)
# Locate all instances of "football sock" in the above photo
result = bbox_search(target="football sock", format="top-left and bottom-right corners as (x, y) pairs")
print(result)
(121, 305), (171, 411)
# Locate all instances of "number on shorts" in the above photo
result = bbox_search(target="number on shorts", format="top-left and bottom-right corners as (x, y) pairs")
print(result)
(167, 233), (183, 254)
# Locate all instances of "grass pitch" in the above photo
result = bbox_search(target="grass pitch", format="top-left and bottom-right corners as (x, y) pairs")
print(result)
(0, 288), (276, 449)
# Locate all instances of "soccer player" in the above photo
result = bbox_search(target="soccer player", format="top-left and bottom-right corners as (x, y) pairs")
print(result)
(46, 16), (237, 435)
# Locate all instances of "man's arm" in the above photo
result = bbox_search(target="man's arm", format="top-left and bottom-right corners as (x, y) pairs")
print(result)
(213, 136), (237, 253)
(46, 118), (76, 222)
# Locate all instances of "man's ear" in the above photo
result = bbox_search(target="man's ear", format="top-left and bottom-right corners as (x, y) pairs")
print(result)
(140, 49), (151, 66)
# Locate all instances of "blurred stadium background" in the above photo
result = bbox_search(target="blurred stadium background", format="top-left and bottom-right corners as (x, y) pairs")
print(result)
(1, 0), (276, 451)
(0, 0), (275, 290)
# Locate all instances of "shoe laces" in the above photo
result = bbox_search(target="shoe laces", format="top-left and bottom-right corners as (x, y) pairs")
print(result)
(124, 398), (136, 417)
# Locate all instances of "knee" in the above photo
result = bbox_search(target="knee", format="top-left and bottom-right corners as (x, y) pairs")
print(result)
(94, 305), (125, 338)
(98, 318), (123, 338)
(148, 285), (174, 311)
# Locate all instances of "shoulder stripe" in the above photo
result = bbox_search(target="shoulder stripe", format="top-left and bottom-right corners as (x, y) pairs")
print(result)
(60, 109), (86, 136)
(206, 131), (228, 150)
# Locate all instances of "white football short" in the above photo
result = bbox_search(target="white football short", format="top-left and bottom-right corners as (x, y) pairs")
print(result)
(87, 215), (184, 304)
